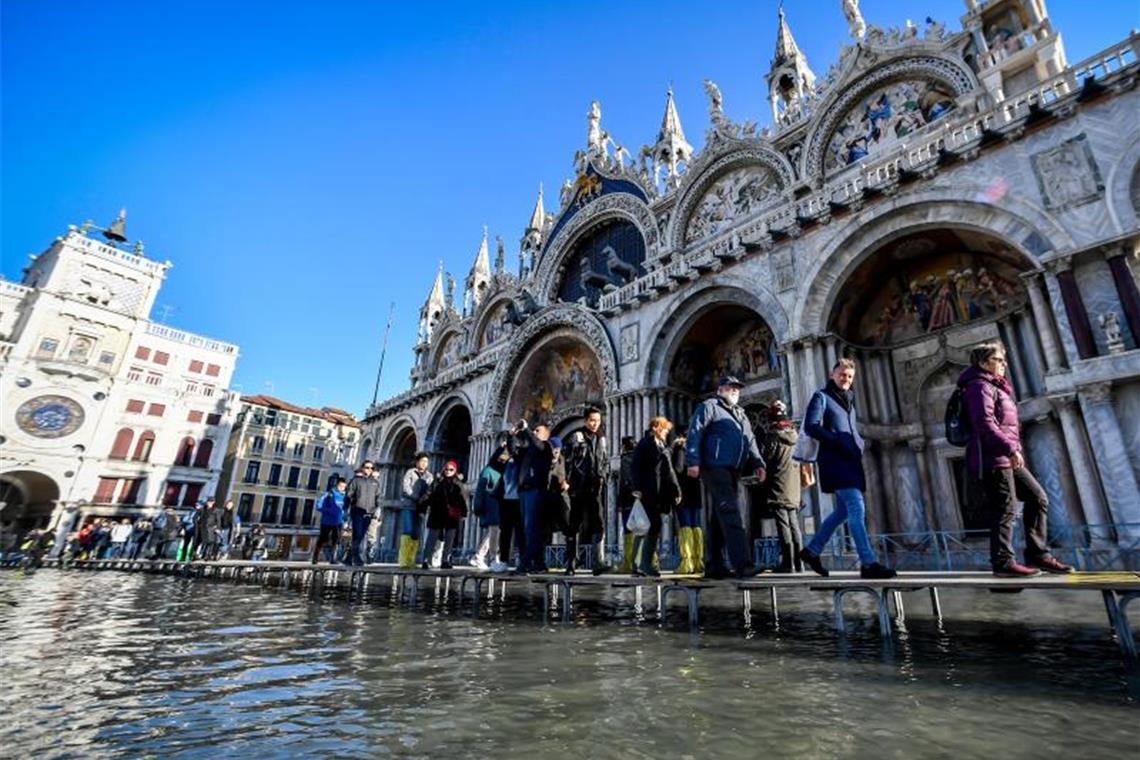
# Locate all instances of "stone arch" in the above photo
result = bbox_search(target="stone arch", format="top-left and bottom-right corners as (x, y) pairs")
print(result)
(795, 193), (1069, 337)
(1105, 126), (1140, 234)
(483, 305), (618, 429)
(468, 292), (516, 352)
(644, 278), (790, 388)
(426, 324), (467, 373)
(533, 194), (657, 302)
(0, 469), (60, 528)
(803, 53), (979, 181)
(378, 416), (418, 462)
(668, 143), (795, 251)
(424, 395), (474, 474)
(424, 392), (475, 450)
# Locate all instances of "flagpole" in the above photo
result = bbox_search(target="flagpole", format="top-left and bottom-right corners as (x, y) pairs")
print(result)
(372, 302), (396, 407)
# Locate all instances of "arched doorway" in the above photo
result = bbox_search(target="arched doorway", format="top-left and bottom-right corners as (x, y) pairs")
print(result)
(430, 403), (473, 477)
(825, 227), (1044, 536)
(0, 470), (60, 535)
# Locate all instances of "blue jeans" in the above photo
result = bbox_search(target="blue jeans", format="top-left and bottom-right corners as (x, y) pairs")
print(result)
(349, 508), (371, 566)
(520, 490), (544, 570)
(807, 488), (877, 565)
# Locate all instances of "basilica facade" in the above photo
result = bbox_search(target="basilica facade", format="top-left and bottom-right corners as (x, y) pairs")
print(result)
(361, 0), (1140, 559)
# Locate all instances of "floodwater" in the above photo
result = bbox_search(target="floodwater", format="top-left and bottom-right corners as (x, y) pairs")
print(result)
(0, 570), (1136, 759)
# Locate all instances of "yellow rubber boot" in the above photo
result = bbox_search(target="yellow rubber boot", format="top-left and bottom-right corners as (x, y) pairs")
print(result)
(676, 527), (694, 575)
(620, 533), (635, 574)
(688, 528), (697, 576)
(398, 535), (419, 568)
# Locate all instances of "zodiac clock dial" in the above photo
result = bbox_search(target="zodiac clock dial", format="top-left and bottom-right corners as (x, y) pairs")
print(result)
(15, 395), (86, 439)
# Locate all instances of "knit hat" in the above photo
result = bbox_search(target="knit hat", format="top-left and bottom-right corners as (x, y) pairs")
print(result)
(445, 460), (459, 470)
(548, 435), (562, 449)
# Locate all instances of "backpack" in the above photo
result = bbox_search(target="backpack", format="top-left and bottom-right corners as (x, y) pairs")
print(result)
(944, 386), (971, 447)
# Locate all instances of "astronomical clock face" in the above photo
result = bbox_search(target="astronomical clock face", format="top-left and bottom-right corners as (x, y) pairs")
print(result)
(15, 395), (86, 439)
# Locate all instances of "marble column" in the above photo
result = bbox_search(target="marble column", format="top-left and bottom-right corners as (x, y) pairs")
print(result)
(1049, 394), (1111, 531)
(895, 443), (929, 535)
(1023, 415), (1080, 543)
(1022, 270), (1066, 371)
(1055, 263), (1097, 359)
(1077, 382), (1140, 540)
(1106, 251), (1140, 345)
(1043, 262), (1083, 365)
(862, 441), (887, 535)
(909, 437), (940, 532)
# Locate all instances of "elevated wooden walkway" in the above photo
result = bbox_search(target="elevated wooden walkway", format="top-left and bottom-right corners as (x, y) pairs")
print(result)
(13, 557), (1139, 665)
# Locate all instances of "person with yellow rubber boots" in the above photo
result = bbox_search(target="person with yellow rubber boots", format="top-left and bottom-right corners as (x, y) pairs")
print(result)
(398, 452), (433, 568)
(671, 428), (704, 575)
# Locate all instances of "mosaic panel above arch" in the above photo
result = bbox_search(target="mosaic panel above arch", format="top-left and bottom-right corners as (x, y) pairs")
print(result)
(823, 79), (956, 174)
(669, 309), (779, 395)
(506, 336), (605, 425)
(478, 301), (512, 349)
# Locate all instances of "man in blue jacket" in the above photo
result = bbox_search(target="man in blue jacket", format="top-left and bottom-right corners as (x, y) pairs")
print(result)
(798, 358), (895, 579)
(685, 375), (766, 579)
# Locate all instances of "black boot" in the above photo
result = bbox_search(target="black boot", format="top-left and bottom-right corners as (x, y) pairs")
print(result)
(798, 548), (829, 577)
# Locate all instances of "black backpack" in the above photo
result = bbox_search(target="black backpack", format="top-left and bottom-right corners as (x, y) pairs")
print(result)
(944, 387), (972, 447)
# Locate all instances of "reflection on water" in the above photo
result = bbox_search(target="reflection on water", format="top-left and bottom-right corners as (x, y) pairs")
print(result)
(0, 571), (1135, 758)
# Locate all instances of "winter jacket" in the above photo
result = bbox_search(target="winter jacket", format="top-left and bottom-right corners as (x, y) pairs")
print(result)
(110, 524), (132, 543)
(159, 512), (181, 540)
(759, 425), (802, 510)
(671, 440), (702, 508)
(219, 509), (236, 530)
(632, 432), (681, 514)
(426, 476), (468, 530)
(566, 430), (609, 497)
(346, 475), (381, 514)
(959, 365), (1021, 475)
(401, 468), (434, 512)
(618, 450), (636, 512)
(472, 464), (503, 526)
(804, 382), (866, 493)
(501, 460), (520, 501)
(545, 457), (572, 530)
(318, 489), (347, 527)
(516, 428), (553, 492)
(684, 396), (765, 473)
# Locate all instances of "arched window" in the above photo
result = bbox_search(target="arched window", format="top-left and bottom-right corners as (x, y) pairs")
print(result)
(175, 436), (195, 467)
(193, 438), (214, 469)
(109, 428), (134, 460)
(132, 431), (156, 462)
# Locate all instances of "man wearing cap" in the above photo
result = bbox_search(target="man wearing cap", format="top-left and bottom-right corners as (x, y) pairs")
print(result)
(345, 460), (381, 566)
(684, 375), (766, 579)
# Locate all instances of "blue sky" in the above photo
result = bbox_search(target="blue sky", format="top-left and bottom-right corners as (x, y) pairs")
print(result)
(3, 0), (1136, 415)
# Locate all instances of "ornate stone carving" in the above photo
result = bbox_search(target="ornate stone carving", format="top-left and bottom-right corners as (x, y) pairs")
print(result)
(684, 165), (782, 243)
(619, 322), (640, 364)
(1099, 311), (1126, 354)
(1080, 381), (1113, 404)
(842, 0), (866, 39)
(1030, 134), (1104, 211)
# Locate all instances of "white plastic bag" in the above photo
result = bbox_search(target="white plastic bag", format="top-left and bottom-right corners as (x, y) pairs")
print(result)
(626, 498), (650, 536)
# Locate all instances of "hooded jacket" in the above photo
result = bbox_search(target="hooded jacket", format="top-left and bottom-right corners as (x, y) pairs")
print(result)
(426, 475), (468, 530)
(958, 365), (1021, 475)
(318, 489), (347, 527)
(759, 425), (802, 510)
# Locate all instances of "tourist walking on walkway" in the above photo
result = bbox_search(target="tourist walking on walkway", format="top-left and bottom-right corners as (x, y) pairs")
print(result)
(631, 417), (681, 578)
(312, 478), (347, 564)
(179, 506), (198, 560)
(685, 375), (767, 579)
(617, 436), (638, 573)
(799, 359), (895, 580)
(671, 429), (704, 575)
(422, 461), (467, 569)
(495, 442), (522, 573)
(516, 419), (553, 574)
(217, 500), (240, 559)
(546, 436), (574, 572)
(346, 461), (381, 566)
(153, 507), (180, 560)
(758, 401), (805, 573)
(398, 453), (434, 568)
(199, 499), (222, 561)
(566, 407), (613, 575)
(469, 445), (508, 570)
(109, 519), (132, 559)
(960, 341), (1073, 577)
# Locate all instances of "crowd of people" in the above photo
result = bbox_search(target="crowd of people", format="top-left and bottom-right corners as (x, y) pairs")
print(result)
(9, 339), (1073, 580)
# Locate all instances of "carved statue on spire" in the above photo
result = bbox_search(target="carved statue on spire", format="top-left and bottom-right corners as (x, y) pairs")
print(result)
(586, 100), (610, 156)
(843, 0), (866, 39)
(494, 235), (506, 273)
(445, 272), (456, 311)
(703, 79), (724, 119)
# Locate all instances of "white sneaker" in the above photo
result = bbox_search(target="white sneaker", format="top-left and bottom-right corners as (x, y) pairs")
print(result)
(469, 556), (489, 570)
(489, 560), (508, 573)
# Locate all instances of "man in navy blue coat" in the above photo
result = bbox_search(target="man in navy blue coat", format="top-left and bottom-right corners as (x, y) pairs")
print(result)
(799, 358), (896, 579)
(685, 375), (766, 579)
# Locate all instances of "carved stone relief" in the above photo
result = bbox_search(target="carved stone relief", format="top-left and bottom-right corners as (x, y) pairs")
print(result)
(1030, 134), (1104, 211)
(619, 322), (640, 364)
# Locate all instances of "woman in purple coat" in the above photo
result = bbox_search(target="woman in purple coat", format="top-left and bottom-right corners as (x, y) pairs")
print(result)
(959, 341), (1073, 577)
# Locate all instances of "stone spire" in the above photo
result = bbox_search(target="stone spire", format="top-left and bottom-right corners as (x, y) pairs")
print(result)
(767, 5), (816, 125)
(464, 226), (492, 314)
(417, 262), (445, 344)
(648, 86), (694, 188)
(520, 184), (544, 278)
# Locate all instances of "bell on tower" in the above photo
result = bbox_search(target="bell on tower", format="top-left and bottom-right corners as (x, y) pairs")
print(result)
(102, 208), (128, 243)
(766, 5), (816, 125)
